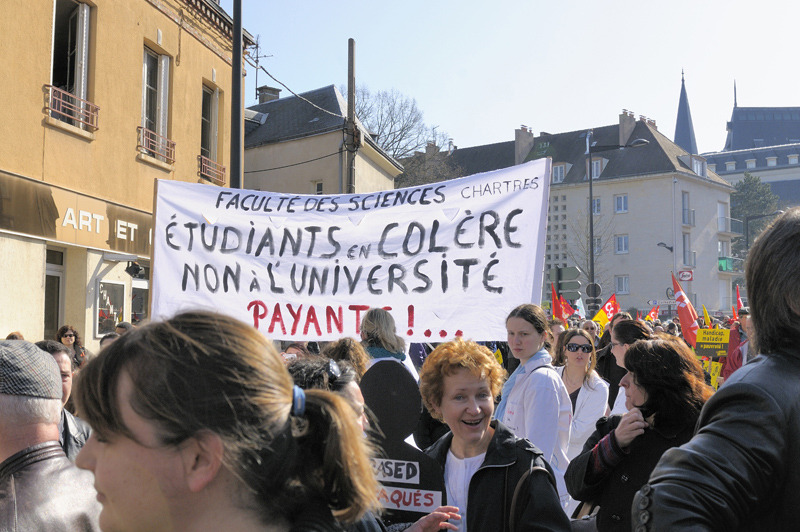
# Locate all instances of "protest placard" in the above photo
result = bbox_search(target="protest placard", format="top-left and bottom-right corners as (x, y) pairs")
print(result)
(151, 159), (550, 341)
(696, 328), (730, 359)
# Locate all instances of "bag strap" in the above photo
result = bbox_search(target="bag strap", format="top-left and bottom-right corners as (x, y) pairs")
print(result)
(509, 463), (556, 532)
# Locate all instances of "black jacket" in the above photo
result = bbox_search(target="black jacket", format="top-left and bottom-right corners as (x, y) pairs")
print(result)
(565, 415), (694, 532)
(0, 442), (101, 531)
(425, 421), (570, 532)
(594, 345), (626, 409)
(61, 409), (92, 462)
(632, 353), (800, 531)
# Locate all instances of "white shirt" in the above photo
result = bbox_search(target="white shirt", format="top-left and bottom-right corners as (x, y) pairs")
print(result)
(555, 367), (609, 460)
(444, 450), (485, 532)
(501, 357), (572, 503)
(610, 387), (628, 416)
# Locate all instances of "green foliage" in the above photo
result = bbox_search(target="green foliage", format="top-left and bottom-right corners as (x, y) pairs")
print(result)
(730, 172), (779, 257)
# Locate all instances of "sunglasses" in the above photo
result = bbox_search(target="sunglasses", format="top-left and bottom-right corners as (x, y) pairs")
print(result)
(62, 334), (75, 338)
(566, 343), (593, 353)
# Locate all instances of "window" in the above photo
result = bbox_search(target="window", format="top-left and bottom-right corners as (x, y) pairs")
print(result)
(614, 235), (629, 254)
(718, 240), (730, 257)
(553, 195), (559, 202)
(726, 161), (736, 171)
(591, 159), (602, 179)
(48, 0), (97, 129)
(708, 163), (716, 173)
(692, 158), (706, 177)
(140, 47), (173, 163)
(615, 275), (629, 294)
(767, 157), (777, 167)
(132, 277), (149, 326)
(313, 181), (323, 195)
(552, 165), (565, 183)
(561, 214), (566, 220)
(97, 280), (124, 336)
(614, 194), (628, 213)
(200, 86), (220, 160)
(592, 198), (601, 215)
(683, 233), (694, 266)
(562, 195), (566, 201)
(746, 159), (756, 169)
(593, 237), (601, 255)
(199, 85), (225, 184)
(789, 155), (799, 165)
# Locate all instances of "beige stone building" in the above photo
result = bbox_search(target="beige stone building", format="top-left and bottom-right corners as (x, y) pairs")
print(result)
(244, 85), (403, 195)
(529, 113), (740, 314)
(397, 113), (741, 316)
(0, 0), (249, 347)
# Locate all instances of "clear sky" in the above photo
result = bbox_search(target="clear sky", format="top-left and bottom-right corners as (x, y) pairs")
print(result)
(221, 0), (799, 155)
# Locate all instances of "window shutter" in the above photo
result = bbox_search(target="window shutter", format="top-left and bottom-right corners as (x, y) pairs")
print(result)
(210, 87), (219, 161)
(157, 54), (170, 139)
(74, 3), (90, 103)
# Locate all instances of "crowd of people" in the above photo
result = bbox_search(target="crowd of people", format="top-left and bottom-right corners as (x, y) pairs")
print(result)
(2, 209), (799, 531)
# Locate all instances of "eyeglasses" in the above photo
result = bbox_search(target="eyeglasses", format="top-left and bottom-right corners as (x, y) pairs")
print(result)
(62, 334), (75, 338)
(566, 343), (593, 353)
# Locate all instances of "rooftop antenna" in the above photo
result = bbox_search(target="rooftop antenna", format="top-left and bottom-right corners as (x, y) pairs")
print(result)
(251, 35), (272, 102)
(734, 79), (738, 108)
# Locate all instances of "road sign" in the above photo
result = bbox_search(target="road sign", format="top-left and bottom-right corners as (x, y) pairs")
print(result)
(561, 291), (581, 300)
(586, 297), (603, 306)
(560, 281), (581, 291)
(586, 283), (602, 298)
(560, 266), (582, 281)
(651, 299), (677, 306)
(678, 270), (693, 282)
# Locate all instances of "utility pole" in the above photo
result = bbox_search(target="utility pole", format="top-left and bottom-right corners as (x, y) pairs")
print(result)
(230, 0), (243, 189)
(345, 38), (357, 193)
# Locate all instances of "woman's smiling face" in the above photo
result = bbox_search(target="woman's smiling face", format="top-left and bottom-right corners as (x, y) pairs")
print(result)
(433, 367), (495, 458)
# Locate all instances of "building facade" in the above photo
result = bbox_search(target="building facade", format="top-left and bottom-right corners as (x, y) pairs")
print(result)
(0, 0), (247, 347)
(244, 85), (403, 195)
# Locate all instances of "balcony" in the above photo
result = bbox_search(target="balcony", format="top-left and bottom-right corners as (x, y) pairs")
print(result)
(199, 155), (226, 186)
(45, 85), (99, 131)
(682, 208), (695, 227)
(717, 216), (744, 236)
(137, 126), (175, 165)
(683, 250), (696, 267)
(718, 256), (744, 275)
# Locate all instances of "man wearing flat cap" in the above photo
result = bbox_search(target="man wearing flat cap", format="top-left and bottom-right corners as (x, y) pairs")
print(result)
(0, 340), (100, 531)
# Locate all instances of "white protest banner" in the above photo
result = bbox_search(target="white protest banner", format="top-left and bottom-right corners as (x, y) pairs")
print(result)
(152, 159), (550, 341)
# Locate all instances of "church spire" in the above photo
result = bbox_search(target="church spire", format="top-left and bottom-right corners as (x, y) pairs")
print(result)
(674, 70), (698, 155)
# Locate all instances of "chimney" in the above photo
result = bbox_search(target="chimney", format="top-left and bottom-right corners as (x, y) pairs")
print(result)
(257, 85), (281, 104)
(619, 109), (636, 146)
(515, 125), (534, 165)
(448, 138), (455, 155)
(426, 141), (439, 156)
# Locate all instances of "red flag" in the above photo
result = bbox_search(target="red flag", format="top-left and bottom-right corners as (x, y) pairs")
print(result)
(646, 305), (660, 321)
(736, 285), (744, 310)
(551, 283), (565, 325)
(559, 296), (576, 318)
(592, 294), (620, 329)
(636, 310), (642, 320)
(672, 273), (700, 347)
(732, 305), (738, 321)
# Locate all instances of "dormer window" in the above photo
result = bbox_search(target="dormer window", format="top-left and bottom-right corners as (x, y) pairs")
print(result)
(789, 155), (799, 165)
(692, 157), (706, 177)
(767, 156), (777, 167)
(552, 164), (565, 183)
(726, 161), (736, 171)
(746, 159), (756, 169)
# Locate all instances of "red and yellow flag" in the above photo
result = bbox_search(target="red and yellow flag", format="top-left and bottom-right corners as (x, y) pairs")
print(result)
(646, 305), (660, 321)
(592, 294), (620, 330)
(672, 273), (700, 347)
(559, 296), (576, 318)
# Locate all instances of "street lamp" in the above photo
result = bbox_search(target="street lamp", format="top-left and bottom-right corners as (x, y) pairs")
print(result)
(657, 242), (674, 252)
(585, 133), (649, 312)
(744, 210), (783, 252)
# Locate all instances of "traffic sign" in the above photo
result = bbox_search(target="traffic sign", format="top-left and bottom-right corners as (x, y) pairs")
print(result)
(649, 299), (677, 306)
(678, 270), (693, 282)
(586, 283), (602, 298)
(560, 267), (582, 281)
(560, 281), (581, 291)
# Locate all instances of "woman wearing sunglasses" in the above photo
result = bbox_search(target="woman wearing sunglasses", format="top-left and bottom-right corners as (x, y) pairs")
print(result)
(56, 325), (90, 368)
(565, 336), (712, 532)
(554, 329), (609, 461)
